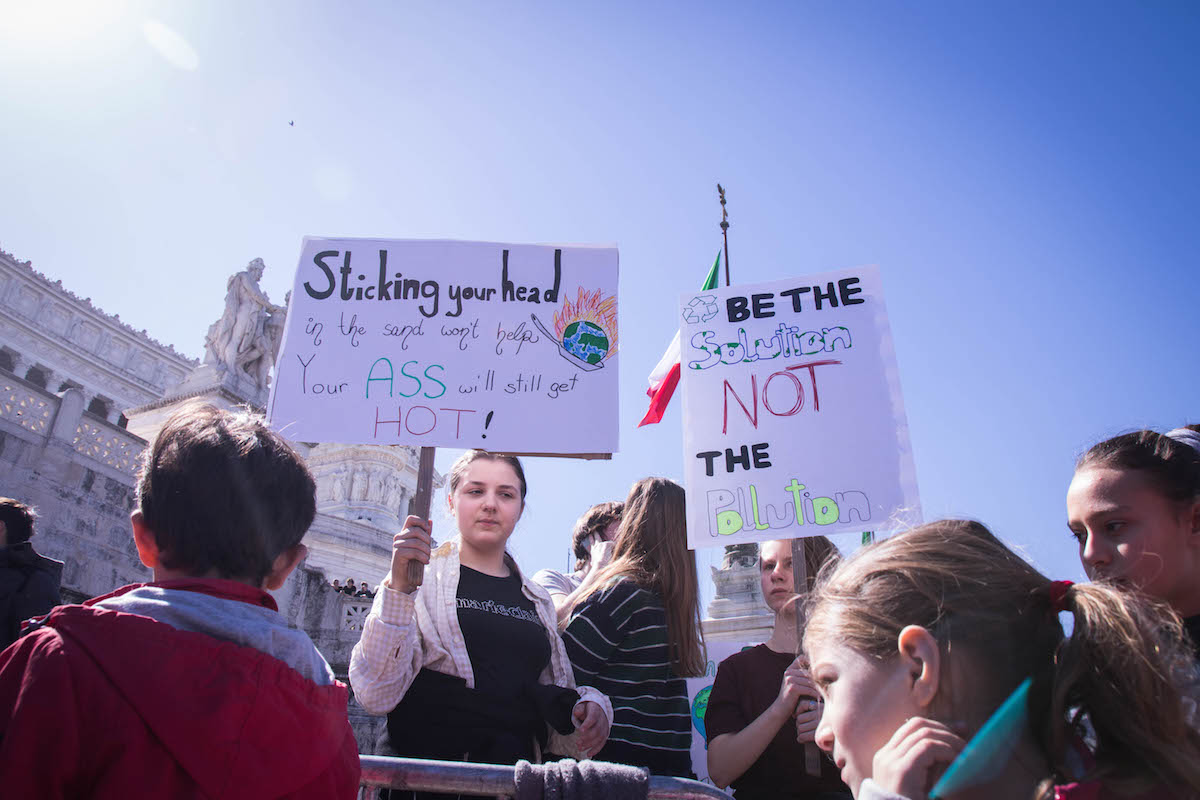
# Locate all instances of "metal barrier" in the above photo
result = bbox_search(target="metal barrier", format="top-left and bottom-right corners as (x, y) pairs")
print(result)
(359, 755), (734, 799)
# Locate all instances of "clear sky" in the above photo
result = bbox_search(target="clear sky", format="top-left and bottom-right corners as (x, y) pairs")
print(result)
(2, 1), (1197, 599)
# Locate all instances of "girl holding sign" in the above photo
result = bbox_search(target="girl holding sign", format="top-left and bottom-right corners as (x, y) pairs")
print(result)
(1067, 426), (1200, 657)
(560, 477), (706, 778)
(349, 450), (612, 798)
(705, 537), (850, 799)
(802, 519), (1200, 800)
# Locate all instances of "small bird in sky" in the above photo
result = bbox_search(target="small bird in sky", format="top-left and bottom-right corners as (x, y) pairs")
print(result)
(289, 120), (294, 126)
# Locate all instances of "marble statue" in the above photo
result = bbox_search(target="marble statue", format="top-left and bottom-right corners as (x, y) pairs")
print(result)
(204, 259), (286, 390)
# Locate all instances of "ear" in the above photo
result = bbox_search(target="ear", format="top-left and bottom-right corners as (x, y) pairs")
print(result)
(896, 624), (941, 709)
(130, 510), (162, 569)
(263, 544), (308, 591)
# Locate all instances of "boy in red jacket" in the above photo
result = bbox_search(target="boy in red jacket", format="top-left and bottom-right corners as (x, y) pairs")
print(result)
(0, 403), (361, 798)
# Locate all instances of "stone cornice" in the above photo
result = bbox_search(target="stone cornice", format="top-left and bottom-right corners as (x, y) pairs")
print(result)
(0, 318), (171, 401)
(124, 382), (263, 415)
(0, 245), (199, 367)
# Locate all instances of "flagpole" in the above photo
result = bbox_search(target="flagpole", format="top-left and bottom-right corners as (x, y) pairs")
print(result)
(717, 182), (822, 776)
(717, 184), (731, 287)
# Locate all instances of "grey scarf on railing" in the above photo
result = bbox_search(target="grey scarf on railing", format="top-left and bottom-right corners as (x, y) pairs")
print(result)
(514, 758), (648, 800)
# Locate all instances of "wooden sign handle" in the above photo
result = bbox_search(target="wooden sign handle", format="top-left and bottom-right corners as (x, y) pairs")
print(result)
(405, 446), (437, 588)
(791, 537), (823, 776)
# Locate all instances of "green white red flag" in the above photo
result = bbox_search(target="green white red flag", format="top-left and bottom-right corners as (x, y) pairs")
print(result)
(638, 252), (722, 427)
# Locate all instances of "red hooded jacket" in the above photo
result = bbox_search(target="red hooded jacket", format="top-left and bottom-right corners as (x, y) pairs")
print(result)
(0, 580), (361, 799)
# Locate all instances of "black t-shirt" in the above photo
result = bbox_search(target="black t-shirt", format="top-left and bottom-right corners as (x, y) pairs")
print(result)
(456, 566), (551, 697)
(705, 644), (850, 799)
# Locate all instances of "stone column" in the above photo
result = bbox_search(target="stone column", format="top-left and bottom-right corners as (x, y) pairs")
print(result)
(702, 542), (774, 643)
(105, 403), (124, 425)
(49, 387), (84, 442)
(9, 351), (28, 375)
(39, 387), (85, 482)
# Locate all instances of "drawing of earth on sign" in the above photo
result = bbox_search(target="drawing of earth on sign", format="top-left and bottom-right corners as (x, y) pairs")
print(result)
(691, 685), (712, 741)
(532, 288), (618, 372)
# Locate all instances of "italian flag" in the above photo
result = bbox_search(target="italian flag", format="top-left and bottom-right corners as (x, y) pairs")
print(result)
(638, 252), (722, 427)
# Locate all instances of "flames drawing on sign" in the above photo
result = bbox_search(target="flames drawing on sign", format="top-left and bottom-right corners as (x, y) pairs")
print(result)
(531, 288), (618, 372)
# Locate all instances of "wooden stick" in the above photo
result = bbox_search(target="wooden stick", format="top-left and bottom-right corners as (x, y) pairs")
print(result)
(406, 446), (437, 588)
(790, 537), (823, 777)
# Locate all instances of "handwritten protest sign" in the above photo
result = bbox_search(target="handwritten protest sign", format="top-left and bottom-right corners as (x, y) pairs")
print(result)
(268, 238), (619, 453)
(680, 265), (920, 550)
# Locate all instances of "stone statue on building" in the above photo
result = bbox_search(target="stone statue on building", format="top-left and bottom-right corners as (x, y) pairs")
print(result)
(235, 291), (288, 392)
(204, 259), (286, 390)
(720, 542), (760, 570)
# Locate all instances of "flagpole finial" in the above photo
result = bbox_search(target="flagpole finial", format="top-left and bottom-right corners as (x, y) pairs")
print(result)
(717, 184), (731, 286)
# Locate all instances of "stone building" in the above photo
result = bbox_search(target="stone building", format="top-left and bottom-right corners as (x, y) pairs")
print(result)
(0, 248), (196, 428)
(0, 246), (438, 751)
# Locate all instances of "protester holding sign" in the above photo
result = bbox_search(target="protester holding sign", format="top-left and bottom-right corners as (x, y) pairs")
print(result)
(348, 450), (612, 798)
(1067, 425), (1200, 659)
(803, 519), (1200, 800)
(705, 537), (850, 799)
(560, 477), (705, 778)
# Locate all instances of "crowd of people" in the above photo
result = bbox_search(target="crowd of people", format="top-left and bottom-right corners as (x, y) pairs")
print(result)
(0, 402), (1199, 800)
(332, 577), (377, 598)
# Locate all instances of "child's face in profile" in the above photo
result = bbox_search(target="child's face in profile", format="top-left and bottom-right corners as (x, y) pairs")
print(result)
(1068, 465), (1200, 611)
(808, 635), (921, 795)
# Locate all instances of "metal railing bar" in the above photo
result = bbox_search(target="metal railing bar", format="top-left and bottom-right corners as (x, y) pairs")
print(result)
(358, 755), (733, 799)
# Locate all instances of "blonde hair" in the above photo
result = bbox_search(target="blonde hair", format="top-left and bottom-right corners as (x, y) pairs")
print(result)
(804, 519), (1200, 797)
(563, 477), (706, 677)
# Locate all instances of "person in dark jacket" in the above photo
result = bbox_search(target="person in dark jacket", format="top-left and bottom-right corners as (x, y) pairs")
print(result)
(0, 498), (63, 651)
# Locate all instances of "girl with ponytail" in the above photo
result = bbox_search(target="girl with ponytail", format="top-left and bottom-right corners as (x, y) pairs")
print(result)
(802, 519), (1200, 800)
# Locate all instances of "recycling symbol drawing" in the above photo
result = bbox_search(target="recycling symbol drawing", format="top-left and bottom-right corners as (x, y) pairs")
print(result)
(682, 295), (719, 325)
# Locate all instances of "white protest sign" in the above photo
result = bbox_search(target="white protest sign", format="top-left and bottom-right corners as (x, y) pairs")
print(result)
(680, 265), (920, 550)
(268, 238), (619, 453)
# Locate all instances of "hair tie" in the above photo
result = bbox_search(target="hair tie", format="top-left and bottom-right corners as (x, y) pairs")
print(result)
(1048, 580), (1073, 613)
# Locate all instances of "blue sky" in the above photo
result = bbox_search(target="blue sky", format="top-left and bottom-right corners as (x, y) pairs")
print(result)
(2, 1), (1197, 598)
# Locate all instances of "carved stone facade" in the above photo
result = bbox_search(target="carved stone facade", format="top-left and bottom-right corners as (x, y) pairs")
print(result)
(0, 248), (197, 427)
(304, 443), (424, 584)
(0, 248), (442, 753)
